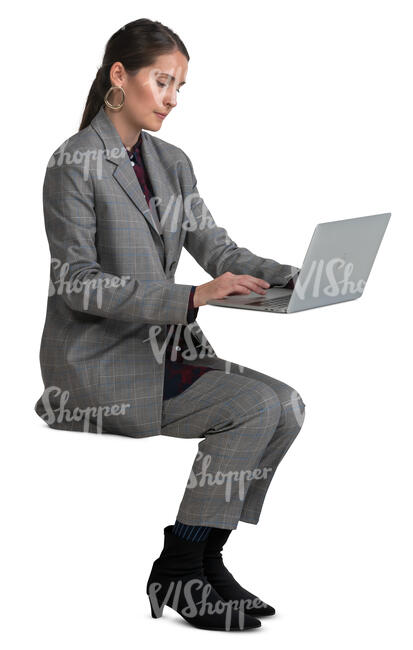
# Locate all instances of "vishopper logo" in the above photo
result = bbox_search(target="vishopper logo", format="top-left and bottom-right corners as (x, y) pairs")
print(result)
(46, 139), (126, 181)
(144, 66), (187, 105)
(48, 258), (131, 310)
(144, 190), (230, 243)
(186, 450), (273, 502)
(143, 323), (217, 364)
(39, 386), (131, 434)
(181, 195), (217, 232)
(148, 578), (261, 630)
(293, 257), (366, 300)
(146, 193), (183, 234)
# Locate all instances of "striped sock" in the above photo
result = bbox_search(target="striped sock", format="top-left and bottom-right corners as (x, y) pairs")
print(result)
(172, 520), (212, 542)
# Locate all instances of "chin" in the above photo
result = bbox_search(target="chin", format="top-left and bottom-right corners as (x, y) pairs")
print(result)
(142, 116), (163, 132)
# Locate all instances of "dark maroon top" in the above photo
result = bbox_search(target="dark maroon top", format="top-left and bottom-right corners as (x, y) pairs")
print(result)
(126, 133), (215, 400)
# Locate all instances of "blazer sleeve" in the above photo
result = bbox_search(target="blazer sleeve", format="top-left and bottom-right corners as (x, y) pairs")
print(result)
(181, 151), (300, 287)
(43, 155), (196, 325)
(186, 285), (199, 323)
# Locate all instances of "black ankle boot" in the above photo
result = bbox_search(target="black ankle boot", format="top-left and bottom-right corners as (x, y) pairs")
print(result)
(203, 528), (276, 617)
(146, 525), (261, 631)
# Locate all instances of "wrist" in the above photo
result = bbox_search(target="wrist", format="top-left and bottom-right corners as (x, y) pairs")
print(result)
(193, 286), (201, 308)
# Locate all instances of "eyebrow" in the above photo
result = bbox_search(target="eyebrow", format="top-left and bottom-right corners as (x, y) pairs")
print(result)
(158, 73), (186, 87)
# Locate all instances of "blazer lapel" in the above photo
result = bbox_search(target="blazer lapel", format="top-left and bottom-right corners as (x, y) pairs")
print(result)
(90, 107), (168, 254)
(139, 135), (184, 275)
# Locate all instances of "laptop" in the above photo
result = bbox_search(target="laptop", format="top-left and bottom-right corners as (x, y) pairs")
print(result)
(206, 212), (391, 314)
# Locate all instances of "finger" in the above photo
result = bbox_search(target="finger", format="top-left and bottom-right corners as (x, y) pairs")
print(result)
(226, 282), (255, 296)
(247, 276), (271, 288)
(233, 278), (268, 295)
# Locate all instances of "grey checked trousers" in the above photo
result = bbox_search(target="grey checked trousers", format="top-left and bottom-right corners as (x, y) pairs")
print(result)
(161, 357), (306, 530)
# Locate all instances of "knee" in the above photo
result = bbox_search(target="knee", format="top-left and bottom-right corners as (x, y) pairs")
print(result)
(252, 382), (283, 425)
(294, 391), (306, 411)
(282, 389), (306, 430)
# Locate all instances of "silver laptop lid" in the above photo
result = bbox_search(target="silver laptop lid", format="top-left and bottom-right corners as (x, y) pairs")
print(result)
(288, 212), (391, 313)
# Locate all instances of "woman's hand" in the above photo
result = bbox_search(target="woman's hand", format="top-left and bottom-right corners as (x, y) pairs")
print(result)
(193, 272), (270, 308)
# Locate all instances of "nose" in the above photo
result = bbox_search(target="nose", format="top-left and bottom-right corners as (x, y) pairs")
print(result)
(165, 95), (177, 109)
(164, 86), (178, 109)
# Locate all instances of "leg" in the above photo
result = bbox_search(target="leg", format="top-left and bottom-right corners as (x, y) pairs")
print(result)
(159, 358), (306, 619)
(220, 362), (306, 525)
(161, 369), (282, 530)
(165, 355), (306, 526)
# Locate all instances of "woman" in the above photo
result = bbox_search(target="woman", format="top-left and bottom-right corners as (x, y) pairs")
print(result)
(34, 18), (306, 632)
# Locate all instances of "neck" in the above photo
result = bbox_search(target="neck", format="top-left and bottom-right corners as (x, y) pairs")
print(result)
(103, 107), (142, 150)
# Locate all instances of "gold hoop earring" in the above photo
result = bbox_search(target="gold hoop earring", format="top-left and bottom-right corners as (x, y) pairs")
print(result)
(104, 85), (126, 110)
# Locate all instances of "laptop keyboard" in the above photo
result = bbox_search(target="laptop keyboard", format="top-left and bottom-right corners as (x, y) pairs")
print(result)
(247, 295), (291, 310)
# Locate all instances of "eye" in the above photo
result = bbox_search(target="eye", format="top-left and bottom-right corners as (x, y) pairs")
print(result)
(157, 80), (181, 93)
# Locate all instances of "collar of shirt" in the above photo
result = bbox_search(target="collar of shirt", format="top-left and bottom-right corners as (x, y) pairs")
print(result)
(125, 132), (143, 164)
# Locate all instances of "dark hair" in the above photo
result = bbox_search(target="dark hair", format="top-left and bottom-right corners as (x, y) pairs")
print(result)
(79, 18), (190, 131)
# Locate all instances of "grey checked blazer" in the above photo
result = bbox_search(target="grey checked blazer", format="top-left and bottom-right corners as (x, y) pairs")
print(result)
(34, 105), (300, 438)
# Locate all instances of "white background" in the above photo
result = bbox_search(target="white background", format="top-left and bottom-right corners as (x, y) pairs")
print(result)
(1, 0), (411, 647)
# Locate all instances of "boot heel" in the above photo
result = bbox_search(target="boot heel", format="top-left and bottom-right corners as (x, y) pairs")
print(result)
(149, 596), (164, 619)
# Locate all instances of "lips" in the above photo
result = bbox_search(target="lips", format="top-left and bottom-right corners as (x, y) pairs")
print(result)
(155, 112), (167, 118)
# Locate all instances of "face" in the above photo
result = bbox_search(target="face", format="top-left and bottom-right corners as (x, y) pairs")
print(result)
(107, 50), (188, 131)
